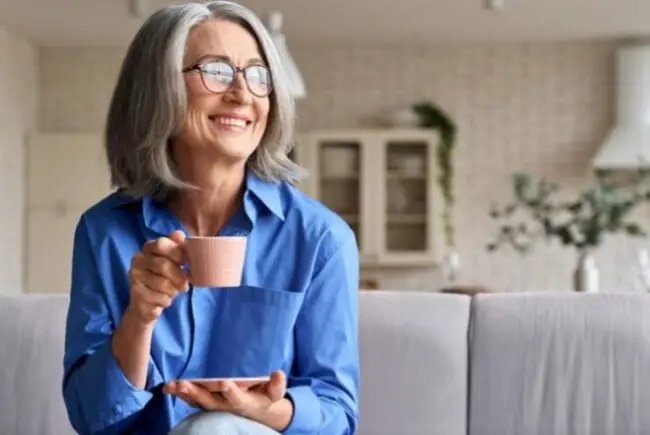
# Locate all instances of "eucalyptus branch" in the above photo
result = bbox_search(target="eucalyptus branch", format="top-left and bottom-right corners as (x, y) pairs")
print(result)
(487, 169), (650, 254)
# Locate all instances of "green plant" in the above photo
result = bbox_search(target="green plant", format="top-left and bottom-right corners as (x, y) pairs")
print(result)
(412, 101), (457, 249)
(487, 169), (650, 254)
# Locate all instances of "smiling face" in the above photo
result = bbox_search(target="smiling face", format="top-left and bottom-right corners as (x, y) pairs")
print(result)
(175, 18), (270, 166)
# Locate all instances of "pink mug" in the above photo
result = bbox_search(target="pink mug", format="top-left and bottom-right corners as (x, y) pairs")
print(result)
(185, 236), (247, 287)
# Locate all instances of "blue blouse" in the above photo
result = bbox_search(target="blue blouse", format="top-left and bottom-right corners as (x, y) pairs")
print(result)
(62, 171), (360, 435)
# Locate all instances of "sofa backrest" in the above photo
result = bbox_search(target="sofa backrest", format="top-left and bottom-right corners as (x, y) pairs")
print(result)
(358, 291), (471, 435)
(469, 292), (650, 435)
(8, 290), (650, 435)
(8, 290), (649, 435)
(0, 294), (75, 435)
(0, 291), (472, 435)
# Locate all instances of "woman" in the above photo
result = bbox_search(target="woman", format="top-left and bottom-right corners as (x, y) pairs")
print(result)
(61, 2), (360, 434)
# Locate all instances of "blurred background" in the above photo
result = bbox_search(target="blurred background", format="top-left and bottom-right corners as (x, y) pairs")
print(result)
(2, 0), (650, 295)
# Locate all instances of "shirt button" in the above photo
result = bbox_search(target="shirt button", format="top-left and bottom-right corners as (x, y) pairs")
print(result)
(114, 404), (122, 415)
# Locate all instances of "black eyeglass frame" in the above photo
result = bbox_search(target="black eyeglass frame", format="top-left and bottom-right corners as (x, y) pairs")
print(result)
(182, 60), (274, 98)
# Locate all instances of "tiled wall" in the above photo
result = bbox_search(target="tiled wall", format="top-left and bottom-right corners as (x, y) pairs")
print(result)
(0, 26), (38, 295)
(38, 41), (650, 292)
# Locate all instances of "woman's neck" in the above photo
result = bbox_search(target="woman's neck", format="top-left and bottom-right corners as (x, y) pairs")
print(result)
(170, 159), (247, 237)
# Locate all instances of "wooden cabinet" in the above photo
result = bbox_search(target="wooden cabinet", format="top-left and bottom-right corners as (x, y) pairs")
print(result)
(294, 129), (443, 267)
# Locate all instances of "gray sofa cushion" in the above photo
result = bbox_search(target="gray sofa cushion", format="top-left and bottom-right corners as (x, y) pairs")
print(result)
(469, 293), (650, 435)
(358, 291), (471, 435)
(0, 294), (75, 435)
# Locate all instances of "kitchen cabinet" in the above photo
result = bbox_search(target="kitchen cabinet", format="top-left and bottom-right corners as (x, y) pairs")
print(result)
(294, 129), (443, 267)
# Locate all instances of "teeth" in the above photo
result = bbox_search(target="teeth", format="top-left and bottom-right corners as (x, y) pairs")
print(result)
(215, 117), (247, 127)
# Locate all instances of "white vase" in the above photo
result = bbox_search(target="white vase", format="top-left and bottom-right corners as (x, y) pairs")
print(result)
(442, 251), (461, 286)
(385, 107), (420, 127)
(573, 250), (599, 293)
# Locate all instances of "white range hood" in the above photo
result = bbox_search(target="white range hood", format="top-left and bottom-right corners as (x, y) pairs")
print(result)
(593, 45), (650, 169)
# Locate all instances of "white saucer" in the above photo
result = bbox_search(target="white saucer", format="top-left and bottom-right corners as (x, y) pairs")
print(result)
(182, 376), (271, 392)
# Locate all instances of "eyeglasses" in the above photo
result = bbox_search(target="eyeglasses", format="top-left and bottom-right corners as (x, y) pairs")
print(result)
(182, 60), (273, 98)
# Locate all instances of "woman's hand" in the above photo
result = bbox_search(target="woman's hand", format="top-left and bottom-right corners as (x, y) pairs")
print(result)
(164, 371), (293, 430)
(127, 230), (189, 326)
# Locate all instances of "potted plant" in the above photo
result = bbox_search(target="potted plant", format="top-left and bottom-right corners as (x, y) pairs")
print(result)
(486, 169), (650, 292)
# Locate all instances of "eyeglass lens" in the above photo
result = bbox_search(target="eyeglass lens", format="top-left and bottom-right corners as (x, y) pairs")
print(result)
(201, 61), (272, 97)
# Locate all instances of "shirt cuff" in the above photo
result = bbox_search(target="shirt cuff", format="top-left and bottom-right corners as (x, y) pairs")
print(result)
(81, 341), (154, 432)
(282, 385), (321, 435)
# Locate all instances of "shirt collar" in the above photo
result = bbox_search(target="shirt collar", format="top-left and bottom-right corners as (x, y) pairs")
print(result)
(134, 170), (285, 236)
(243, 170), (285, 223)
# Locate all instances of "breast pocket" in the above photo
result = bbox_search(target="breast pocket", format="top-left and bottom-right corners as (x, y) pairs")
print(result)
(205, 285), (305, 377)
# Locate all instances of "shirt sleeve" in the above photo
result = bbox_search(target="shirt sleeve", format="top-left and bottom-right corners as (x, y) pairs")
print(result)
(62, 215), (155, 435)
(283, 228), (360, 435)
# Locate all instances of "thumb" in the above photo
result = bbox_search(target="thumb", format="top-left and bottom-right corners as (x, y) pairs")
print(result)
(266, 370), (287, 402)
(169, 230), (186, 244)
(169, 230), (187, 265)
(169, 230), (185, 243)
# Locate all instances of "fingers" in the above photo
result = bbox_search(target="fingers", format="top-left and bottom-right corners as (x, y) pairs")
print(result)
(264, 371), (287, 402)
(143, 232), (185, 265)
(220, 380), (250, 412)
(132, 281), (174, 308)
(127, 231), (189, 324)
(164, 382), (199, 408)
(163, 382), (198, 408)
(175, 381), (230, 411)
(164, 379), (252, 412)
(131, 256), (188, 294)
(164, 374), (286, 419)
(134, 231), (189, 292)
(168, 230), (186, 246)
(218, 373), (285, 416)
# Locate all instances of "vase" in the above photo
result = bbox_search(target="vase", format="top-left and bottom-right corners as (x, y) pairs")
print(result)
(573, 250), (599, 293)
(442, 251), (461, 286)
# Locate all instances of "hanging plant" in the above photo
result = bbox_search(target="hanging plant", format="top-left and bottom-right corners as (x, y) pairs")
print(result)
(412, 101), (458, 249)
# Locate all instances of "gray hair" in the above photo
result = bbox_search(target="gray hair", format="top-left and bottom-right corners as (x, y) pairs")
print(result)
(105, 1), (305, 199)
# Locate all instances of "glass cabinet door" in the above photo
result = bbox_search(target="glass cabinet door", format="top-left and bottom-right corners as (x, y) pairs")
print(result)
(379, 137), (439, 265)
(317, 141), (363, 250)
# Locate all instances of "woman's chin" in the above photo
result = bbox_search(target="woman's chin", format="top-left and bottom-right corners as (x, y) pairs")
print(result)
(178, 134), (258, 164)
(208, 141), (256, 163)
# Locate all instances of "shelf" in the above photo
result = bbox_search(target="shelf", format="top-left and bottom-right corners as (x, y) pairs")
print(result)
(386, 172), (427, 181)
(387, 214), (427, 224)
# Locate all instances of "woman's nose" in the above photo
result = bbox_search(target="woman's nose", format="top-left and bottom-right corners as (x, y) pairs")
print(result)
(224, 73), (252, 104)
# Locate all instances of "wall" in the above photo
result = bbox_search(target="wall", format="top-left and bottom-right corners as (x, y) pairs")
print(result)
(0, 26), (38, 295)
(39, 41), (650, 293)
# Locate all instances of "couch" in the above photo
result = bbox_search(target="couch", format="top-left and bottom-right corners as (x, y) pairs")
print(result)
(1, 291), (649, 435)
